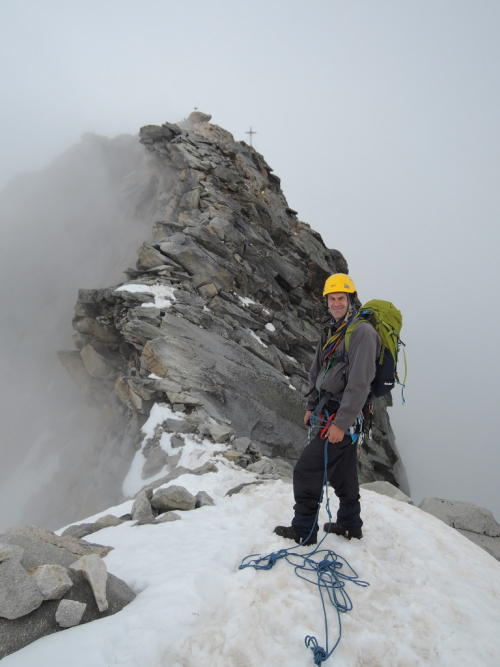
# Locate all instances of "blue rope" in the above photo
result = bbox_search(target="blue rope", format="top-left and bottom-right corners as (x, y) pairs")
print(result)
(239, 433), (369, 664)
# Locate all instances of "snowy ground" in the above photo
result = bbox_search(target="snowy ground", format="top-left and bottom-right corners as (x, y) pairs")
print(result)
(4, 452), (500, 666)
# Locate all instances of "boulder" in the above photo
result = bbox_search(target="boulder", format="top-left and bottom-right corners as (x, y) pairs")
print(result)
(131, 490), (156, 525)
(55, 599), (87, 628)
(207, 423), (236, 443)
(1, 526), (113, 562)
(170, 434), (185, 448)
(31, 564), (73, 600)
(69, 554), (109, 612)
(151, 485), (196, 512)
(61, 523), (95, 539)
(195, 491), (215, 508)
(0, 543), (25, 564)
(165, 418), (197, 434)
(225, 482), (265, 497)
(139, 461), (218, 495)
(247, 457), (293, 479)
(154, 512), (181, 523)
(0, 558), (44, 619)
(233, 436), (251, 454)
(0, 562), (134, 659)
(361, 481), (414, 505)
(93, 515), (124, 532)
(419, 498), (500, 536)
(222, 450), (242, 463)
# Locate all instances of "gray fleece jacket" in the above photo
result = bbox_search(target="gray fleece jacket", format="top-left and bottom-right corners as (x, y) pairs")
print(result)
(307, 319), (382, 432)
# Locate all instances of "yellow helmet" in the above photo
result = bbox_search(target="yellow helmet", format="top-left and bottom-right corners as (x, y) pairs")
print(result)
(323, 273), (357, 297)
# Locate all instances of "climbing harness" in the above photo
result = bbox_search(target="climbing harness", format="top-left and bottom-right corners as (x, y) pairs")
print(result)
(239, 400), (369, 665)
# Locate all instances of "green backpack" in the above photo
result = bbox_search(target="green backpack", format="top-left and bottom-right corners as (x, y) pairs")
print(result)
(345, 299), (407, 401)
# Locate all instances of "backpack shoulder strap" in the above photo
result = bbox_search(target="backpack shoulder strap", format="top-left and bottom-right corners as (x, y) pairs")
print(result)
(345, 316), (371, 353)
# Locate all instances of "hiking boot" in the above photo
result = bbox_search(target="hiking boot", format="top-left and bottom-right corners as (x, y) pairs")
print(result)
(274, 525), (317, 546)
(323, 522), (363, 540)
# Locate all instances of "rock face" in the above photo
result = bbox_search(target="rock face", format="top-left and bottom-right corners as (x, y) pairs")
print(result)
(57, 111), (404, 521)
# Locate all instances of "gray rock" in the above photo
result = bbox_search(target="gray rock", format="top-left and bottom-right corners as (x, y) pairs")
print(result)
(138, 461), (219, 495)
(69, 554), (109, 612)
(419, 498), (500, 536)
(165, 418), (197, 434)
(247, 457), (294, 479)
(136, 242), (170, 271)
(151, 485), (196, 512)
(55, 599), (87, 628)
(0, 558), (44, 619)
(207, 423), (236, 443)
(195, 491), (215, 508)
(61, 523), (95, 539)
(0, 530), (135, 660)
(142, 447), (168, 478)
(93, 515), (124, 532)
(225, 482), (265, 497)
(0, 543), (25, 564)
(154, 512), (181, 523)
(1, 526), (113, 562)
(31, 564), (73, 600)
(131, 490), (156, 525)
(170, 434), (185, 448)
(80, 344), (116, 380)
(233, 436), (251, 454)
(361, 481), (414, 505)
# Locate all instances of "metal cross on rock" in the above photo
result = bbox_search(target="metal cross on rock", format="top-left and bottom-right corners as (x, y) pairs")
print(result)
(246, 126), (257, 146)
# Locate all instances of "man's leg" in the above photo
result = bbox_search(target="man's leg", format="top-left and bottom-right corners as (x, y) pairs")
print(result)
(328, 435), (362, 531)
(290, 433), (328, 540)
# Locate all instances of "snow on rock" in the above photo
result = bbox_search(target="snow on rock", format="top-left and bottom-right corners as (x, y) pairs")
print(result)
(4, 477), (500, 666)
(238, 296), (257, 307)
(249, 330), (268, 348)
(114, 283), (177, 308)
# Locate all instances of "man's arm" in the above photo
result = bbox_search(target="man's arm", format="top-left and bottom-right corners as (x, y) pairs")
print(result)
(306, 338), (324, 411)
(333, 323), (380, 432)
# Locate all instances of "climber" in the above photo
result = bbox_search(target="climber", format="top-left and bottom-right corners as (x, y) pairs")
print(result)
(274, 273), (381, 545)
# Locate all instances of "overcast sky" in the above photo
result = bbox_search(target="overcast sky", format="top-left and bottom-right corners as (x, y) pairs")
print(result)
(1, 0), (499, 518)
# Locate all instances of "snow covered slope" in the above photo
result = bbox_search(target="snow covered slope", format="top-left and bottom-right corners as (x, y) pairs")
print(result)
(3, 443), (500, 667)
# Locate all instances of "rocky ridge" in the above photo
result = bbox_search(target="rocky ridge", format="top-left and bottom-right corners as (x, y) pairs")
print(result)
(58, 111), (404, 522)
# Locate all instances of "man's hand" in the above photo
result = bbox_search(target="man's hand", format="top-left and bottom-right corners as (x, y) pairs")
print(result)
(304, 410), (312, 426)
(327, 423), (345, 443)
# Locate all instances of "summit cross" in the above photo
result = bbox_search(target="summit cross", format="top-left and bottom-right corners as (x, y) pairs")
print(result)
(246, 126), (257, 147)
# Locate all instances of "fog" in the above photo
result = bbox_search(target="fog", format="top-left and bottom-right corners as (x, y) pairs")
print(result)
(1, 0), (499, 528)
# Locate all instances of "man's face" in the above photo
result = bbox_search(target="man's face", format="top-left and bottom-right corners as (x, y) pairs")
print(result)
(327, 292), (349, 321)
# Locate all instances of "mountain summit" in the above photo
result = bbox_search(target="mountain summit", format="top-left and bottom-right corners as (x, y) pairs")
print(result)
(57, 111), (404, 522)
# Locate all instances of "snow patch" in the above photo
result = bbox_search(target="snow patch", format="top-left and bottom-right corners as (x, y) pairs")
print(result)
(14, 484), (500, 667)
(114, 283), (176, 309)
(265, 322), (276, 332)
(238, 296), (257, 307)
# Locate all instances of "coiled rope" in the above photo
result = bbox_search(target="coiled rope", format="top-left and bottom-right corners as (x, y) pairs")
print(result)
(239, 421), (369, 665)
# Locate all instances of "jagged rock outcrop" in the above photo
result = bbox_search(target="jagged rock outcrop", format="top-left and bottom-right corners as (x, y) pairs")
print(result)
(58, 111), (405, 520)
